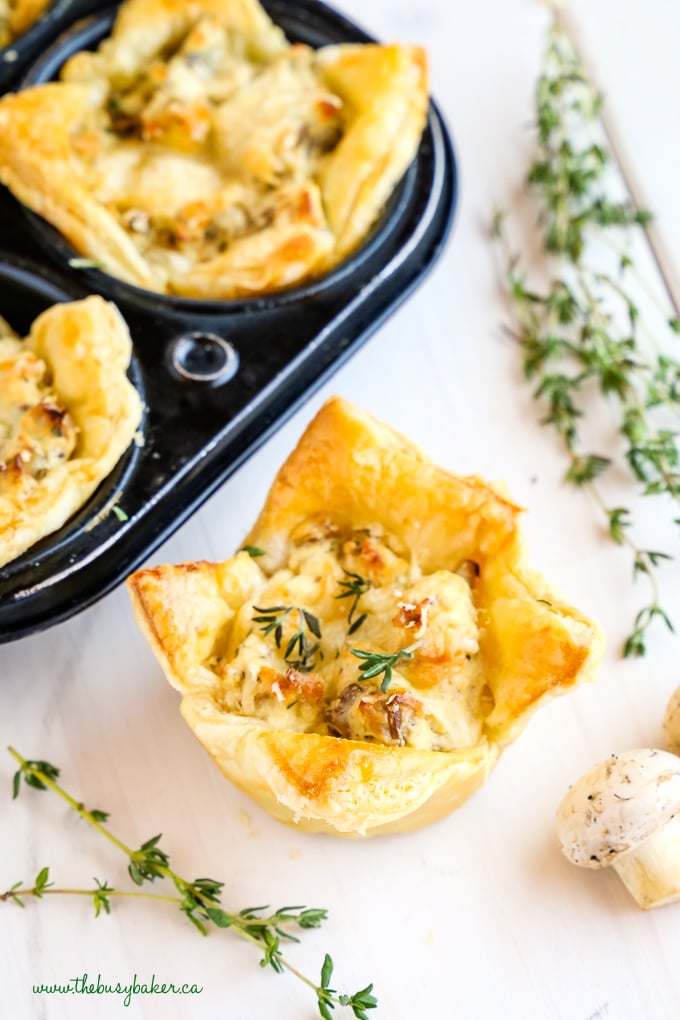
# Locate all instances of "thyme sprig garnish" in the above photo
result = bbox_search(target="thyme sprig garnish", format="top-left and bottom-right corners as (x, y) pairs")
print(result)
(336, 570), (373, 634)
(252, 605), (322, 672)
(349, 643), (419, 693)
(492, 17), (679, 656)
(4, 748), (377, 1019)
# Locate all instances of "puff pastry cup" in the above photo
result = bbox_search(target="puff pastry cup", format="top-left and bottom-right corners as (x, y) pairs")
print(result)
(0, 0), (51, 48)
(0, 296), (142, 567)
(128, 397), (603, 837)
(0, 0), (428, 298)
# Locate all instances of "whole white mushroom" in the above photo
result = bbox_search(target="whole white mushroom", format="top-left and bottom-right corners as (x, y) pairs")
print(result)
(663, 687), (680, 756)
(556, 748), (680, 909)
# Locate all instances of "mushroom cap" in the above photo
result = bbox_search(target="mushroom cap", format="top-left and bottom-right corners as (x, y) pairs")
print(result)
(663, 687), (680, 756)
(556, 748), (680, 869)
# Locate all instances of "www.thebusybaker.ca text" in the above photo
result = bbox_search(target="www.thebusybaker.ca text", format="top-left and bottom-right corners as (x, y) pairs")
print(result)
(32, 972), (203, 1007)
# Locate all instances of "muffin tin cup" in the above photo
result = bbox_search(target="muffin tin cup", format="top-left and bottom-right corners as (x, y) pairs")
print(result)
(0, 0), (458, 643)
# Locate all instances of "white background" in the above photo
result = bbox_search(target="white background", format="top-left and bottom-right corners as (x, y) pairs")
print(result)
(2, 1), (680, 1017)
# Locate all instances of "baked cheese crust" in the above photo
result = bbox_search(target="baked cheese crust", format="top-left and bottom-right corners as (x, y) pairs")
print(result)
(128, 398), (604, 836)
(0, 0), (51, 48)
(0, 0), (428, 298)
(0, 296), (142, 567)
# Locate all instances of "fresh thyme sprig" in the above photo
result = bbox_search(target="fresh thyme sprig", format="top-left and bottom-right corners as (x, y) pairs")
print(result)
(492, 16), (679, 656)
(349, 643), (419, 693)
(5, 748), (377, 1019)
(252, 605), (322, 672)
(336, 570), (373, 634)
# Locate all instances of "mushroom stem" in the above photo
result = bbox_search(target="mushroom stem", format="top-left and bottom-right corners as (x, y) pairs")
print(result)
(612, 813), (680, 909)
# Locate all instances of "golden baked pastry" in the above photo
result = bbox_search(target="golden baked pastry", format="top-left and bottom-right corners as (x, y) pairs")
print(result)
(128, 397), (603, 836)
(0, 0), (428, 298)
(0, 0), (51, 48)
(0, 296), (142, 567)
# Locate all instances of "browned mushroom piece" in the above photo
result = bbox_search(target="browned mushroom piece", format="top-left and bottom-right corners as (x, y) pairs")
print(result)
(326, 682), (421, 746)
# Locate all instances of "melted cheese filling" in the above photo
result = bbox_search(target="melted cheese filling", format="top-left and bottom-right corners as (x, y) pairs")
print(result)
(205, 526), (493, 752)
(0, 334), (78, 493)
(65, 21), (345, 290)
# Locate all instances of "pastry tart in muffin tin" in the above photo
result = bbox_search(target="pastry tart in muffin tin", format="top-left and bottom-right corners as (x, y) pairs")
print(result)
(0, 295), (142, 567)
(128, 398), (603, 836)
(0, 0), (428, 298)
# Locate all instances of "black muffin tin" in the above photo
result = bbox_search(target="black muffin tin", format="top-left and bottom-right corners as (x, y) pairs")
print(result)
(0, 0), (457, 643)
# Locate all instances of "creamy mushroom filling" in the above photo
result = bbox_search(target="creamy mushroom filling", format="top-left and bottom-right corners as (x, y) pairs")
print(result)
(66, 18), (345, 286)
(0, 336), (78, 491)
(205, 524), (492, 752)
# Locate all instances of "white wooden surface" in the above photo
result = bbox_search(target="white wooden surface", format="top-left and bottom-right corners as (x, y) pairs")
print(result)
(2, 1), (680, 1017)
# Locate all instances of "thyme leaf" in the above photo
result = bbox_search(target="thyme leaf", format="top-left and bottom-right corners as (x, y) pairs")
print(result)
(68, 258), (105, 270)
(336, 570), (372, 633)
(350, 643), (419, 693)
(253, 605), (322, 672)
(241, 545), (266, 558)
(12, 758), (60, 797)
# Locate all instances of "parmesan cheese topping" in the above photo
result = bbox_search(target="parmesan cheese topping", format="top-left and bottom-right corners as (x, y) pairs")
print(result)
(205, 526), (492, 752)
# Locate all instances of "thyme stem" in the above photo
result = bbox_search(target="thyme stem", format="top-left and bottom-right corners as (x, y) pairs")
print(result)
(0, 887), (180, 906)
(492, 18), (678, 656)
(5, 749), (377, 1018)
(8, 747), (133, 858)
